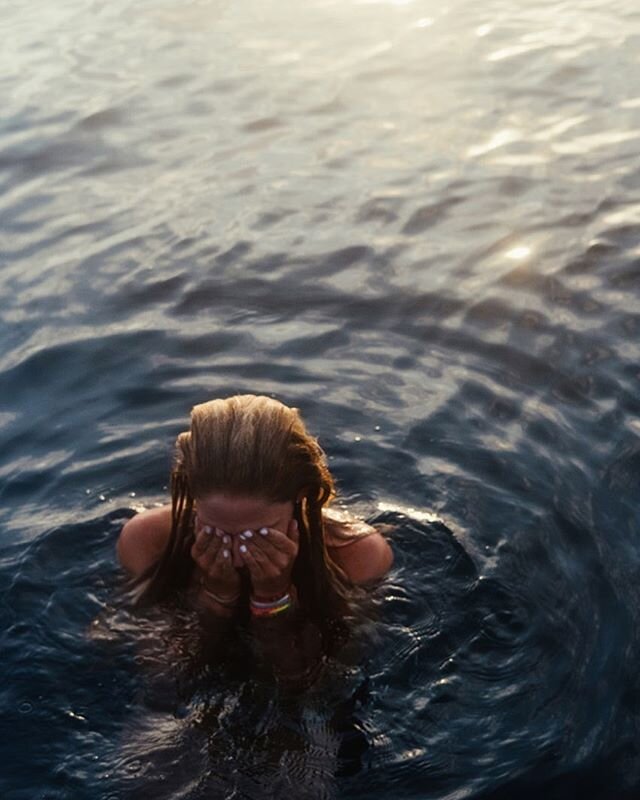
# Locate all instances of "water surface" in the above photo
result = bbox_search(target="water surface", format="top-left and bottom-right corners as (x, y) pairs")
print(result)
(2, 0), (640, 797)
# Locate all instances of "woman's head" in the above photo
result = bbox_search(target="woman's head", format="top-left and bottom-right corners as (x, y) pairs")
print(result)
(136, 395), (351, 636)
(174, 395), (334, 507)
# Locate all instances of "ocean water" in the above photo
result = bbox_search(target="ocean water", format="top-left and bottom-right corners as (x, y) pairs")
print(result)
(2, 0), (640, 797)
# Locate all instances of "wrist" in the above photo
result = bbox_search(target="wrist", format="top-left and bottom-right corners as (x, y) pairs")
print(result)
(250, 586), (296, 619)
(251, 583), (294, 603)
(199, 581), (241, 614)
(251, 580), (295, 603)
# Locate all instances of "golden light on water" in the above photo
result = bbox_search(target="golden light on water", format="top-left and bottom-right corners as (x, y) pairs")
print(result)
(505, 246), (532, 260)
(412, 17), (435, 28)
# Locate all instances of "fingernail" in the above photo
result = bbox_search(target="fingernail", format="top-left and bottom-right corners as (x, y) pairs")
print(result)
(259, 527), (268, 535)
(215, 528), (224, 538)
(239, 544), (247, 553)
(223, 535), (231, 544)
(223, 549), (230, 558)
(204, 526), (212, 534)
(241, 529), (253, 538)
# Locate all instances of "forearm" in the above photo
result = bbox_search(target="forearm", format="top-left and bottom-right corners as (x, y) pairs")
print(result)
(194, 585), (238, 656)
(250, 590), (323, 685)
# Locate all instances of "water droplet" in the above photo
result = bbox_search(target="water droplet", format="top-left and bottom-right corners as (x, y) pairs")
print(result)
(99, 494), (106, 502)
(129, 492), (136, 498)
(374, 425), (381, 431)
(19, 702), (33, 714)
(354, 436), (362, 442)
(85, 489), (91, 495)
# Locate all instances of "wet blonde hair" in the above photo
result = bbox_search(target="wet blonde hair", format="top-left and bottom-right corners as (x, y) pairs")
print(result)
(134, 395), (352, 637)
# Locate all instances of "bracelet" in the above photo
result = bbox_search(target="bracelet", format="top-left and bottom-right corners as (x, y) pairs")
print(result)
(250, 591), (292, 617)
(200, 585), (241, 607)
(250, 590), (291, 609)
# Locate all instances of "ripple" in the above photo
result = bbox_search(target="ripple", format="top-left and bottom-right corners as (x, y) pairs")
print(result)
(402, 196), (465, 235)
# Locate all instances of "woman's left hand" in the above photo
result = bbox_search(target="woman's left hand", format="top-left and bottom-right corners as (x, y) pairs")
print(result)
(240, 518), (299, 599)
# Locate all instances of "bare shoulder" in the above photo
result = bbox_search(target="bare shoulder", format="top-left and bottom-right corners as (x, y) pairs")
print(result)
(117, 505), (172, 578)
(323, 507), (393, 585)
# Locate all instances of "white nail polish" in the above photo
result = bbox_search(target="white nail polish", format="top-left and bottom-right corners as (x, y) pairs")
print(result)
(239, 544), (247, 553)
(223, 549), (230, 558)
(204, 526), (212, 534)
(223, 535), (231, 544)
(242, 530), (253, 538)
(259, 527), (268, 535)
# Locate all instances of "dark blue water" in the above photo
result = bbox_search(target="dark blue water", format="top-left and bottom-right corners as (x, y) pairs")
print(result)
(2, 0), (640, 797)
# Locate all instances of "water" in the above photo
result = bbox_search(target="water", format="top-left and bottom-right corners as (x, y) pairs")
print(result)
(2, 0), (640, 797)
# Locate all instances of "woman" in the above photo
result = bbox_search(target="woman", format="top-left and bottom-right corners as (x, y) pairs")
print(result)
(118, 394), (393, 683)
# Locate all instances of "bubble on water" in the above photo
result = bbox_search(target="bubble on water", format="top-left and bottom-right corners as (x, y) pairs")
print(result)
(19, 702), (33, 714)
(374, 425), (381, 431)
(354, 435), (362, 442)
(99, 494), (106, 501)
(85, 489), (91, 495)
(129, 492), (136, 498)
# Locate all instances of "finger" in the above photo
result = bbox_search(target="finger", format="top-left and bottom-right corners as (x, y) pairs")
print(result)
(216, 538), (236, 572)
(245, 536), (292, 575)
(248, 533), (290, 566)
(253, 527), (297, 557)
(239, 540), (269, 578)
(208, 532), (235, 572)
(192, 527), (223, 565)
(191, 524), (218, 557)
(242, 533), (285, 568)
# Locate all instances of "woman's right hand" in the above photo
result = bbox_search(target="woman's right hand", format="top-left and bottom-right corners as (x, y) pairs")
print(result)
(190, 524), (241, 602)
